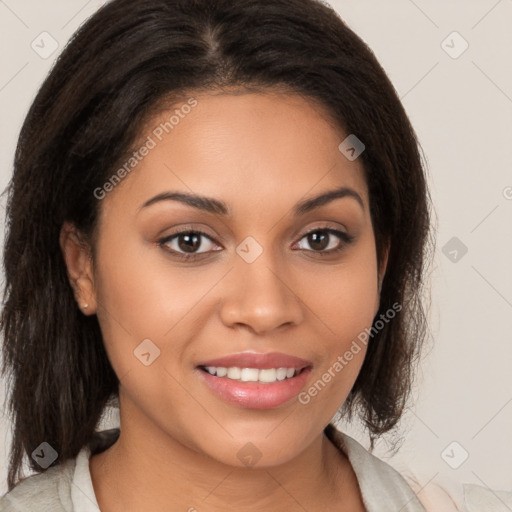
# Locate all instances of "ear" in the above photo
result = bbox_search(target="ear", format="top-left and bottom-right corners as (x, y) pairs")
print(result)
(378, 239), (390, 294)
(59, 221), (97, 315)
(374, 238), (390, 315)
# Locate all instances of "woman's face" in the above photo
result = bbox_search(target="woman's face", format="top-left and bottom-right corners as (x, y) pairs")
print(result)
(76, 91), (387, 467)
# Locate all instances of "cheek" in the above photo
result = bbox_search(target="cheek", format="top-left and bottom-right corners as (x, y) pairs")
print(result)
(92, 233), (207, 377)
(300, 237), (379, 388)
(322, 269), (377, 328)
(307, 239), (379, 343)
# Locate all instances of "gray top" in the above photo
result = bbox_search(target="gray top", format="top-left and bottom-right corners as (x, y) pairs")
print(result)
(0, 425), (426, 511)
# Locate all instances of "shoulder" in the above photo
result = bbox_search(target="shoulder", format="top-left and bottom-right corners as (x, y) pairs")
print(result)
(325, 424), (426, 512)
(462, 483), (512, 511)
(0, 428), (119, 511)
(0, 459), (75, 512)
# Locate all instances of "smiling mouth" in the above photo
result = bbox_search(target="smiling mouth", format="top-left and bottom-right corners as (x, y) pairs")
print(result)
(196, 364), (314, 409)
(198, 365), (310, 384)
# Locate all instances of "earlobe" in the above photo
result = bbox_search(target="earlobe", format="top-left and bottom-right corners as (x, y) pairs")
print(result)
(59, 221), (97, 315)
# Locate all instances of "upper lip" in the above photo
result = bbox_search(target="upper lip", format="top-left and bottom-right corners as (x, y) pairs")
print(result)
(196, 351), (313, 370)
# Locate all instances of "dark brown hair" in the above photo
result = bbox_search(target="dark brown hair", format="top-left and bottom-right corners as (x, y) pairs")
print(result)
(1, 0), (434, 491)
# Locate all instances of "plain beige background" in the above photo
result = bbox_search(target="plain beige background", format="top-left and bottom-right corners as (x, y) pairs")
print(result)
(1, 0), (511, 509)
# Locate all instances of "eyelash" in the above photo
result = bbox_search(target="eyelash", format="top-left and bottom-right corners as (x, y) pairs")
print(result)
(156, 226), (355, 262)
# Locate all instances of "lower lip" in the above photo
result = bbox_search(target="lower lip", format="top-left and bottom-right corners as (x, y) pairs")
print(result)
(197, 367), (312, 409)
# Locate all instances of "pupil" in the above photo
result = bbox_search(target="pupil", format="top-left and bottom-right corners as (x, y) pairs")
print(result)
(309, 232), (328, 251)
(178, 233), (200, 253)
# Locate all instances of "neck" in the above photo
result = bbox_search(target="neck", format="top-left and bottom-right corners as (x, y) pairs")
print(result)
(90, 395), (356, 511)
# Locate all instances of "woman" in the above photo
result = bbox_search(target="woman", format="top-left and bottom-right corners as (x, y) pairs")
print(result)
(0, 0), (433, 510)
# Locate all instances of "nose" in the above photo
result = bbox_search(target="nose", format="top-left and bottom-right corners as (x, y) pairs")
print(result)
(219, 250), (304, 335)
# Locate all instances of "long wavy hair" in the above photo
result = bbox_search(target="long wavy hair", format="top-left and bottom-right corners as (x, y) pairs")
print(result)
(1, 0), (435, 491)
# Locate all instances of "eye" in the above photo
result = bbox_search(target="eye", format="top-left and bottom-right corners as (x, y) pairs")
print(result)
(157, 229), (220, 260)
(295, 228), (354, 255)
(157, 226), (355, 262)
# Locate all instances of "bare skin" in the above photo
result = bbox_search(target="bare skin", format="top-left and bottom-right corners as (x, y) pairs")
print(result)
(61, 90), (388, 511)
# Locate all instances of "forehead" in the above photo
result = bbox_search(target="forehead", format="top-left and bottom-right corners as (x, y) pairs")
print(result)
(101, 91), (369, 218)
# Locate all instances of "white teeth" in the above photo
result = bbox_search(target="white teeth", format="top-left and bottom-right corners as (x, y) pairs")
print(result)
(203, 366), (300, 383)
(241, 368), (259, 382)
(259, 369), (277, 382)
(227, 367), (241, 379)
(276, 368), (287, 381)
(216, 367), (228, 377)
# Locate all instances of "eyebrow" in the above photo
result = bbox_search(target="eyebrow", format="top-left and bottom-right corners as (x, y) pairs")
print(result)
(139, 185), (365, 216)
